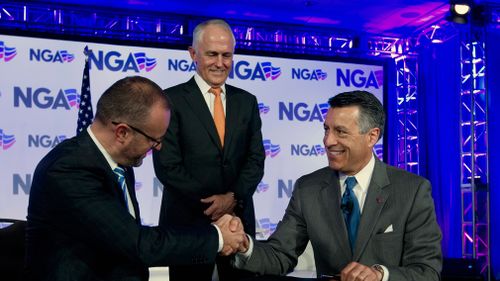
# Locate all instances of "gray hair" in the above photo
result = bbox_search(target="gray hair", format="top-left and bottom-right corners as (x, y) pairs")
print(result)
(192, 19), (236, 50)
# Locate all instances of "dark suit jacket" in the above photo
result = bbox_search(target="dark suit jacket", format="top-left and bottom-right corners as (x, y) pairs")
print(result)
(153, 77), (265, 236)
(26, 130), (219, 281)
(238, 158), (442, 281)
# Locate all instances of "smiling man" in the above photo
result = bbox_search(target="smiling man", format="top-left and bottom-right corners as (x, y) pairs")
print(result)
(25, 76), (246, 281)
(233, 90), (442, 281)
(153, 19), (265, 281)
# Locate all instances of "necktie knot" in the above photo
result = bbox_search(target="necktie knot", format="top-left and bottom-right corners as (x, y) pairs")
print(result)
(345, 176), (357, 191)
(209, 87), (222, 96)
(113, 166), (126, 178)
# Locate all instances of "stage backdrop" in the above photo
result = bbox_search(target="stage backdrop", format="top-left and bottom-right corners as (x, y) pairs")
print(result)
(0, 34), (384, 239)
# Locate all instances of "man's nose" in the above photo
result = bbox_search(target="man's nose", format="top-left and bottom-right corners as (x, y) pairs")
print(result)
(215, 55), (224, 66)
(324, 132), (338, 146)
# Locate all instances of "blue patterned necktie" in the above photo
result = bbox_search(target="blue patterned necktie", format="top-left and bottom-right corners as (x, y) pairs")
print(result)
(113, 166), (129, 212)
(341, 176), (360, 252)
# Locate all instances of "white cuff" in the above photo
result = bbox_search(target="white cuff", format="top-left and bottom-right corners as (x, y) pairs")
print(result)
(233, 234), (254, 268)
(379, 264), (389, 281)
(212, 224), (224, 252)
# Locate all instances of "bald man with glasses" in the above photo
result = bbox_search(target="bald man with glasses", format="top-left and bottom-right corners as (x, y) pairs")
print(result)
(25, 76), (247, 281)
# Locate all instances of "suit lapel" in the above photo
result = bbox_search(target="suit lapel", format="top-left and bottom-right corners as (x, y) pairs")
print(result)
(353, 158), (390, 260)
(320, 171), (353, 260)
(223, 87), (237, 151)
(79, 132), (141, 223)
(181, 78), (222, 150)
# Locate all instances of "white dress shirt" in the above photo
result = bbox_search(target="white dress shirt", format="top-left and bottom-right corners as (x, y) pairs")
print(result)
(194, 73), (227, 115)
(87, 127), (136, 218)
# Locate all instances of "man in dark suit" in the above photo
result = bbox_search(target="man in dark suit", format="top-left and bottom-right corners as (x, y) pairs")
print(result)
(153, 19), (265, 281)
(25, 76), (246, 281)
(233, 91), (442, 281)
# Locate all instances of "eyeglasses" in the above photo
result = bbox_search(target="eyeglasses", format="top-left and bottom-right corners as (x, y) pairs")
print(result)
(112, 121), (162, 149)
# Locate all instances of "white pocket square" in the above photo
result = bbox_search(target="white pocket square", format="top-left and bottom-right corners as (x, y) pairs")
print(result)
(383, 224), (393, 233)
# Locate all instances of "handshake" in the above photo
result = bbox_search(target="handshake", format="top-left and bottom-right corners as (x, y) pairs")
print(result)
(214, 214), (250, 256)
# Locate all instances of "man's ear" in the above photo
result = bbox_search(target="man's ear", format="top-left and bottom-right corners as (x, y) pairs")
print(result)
(367, 127), (381, 147)
(188, 46), (196, 60)
(114, 124), (130, 145)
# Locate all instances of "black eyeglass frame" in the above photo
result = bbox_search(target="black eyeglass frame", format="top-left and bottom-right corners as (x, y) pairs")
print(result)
(111, 121), (162, 148)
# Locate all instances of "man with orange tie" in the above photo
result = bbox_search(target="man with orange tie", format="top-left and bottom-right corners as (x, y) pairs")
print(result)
(153, 19), (265, 281)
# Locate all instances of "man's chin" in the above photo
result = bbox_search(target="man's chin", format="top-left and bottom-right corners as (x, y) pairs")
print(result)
(209, 77), (228, 86)
(328, 162), (342, 171)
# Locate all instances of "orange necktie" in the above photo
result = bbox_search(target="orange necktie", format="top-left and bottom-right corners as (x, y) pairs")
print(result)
(210, 87), (225, 146)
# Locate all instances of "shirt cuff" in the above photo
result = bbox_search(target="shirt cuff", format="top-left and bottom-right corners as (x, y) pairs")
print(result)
(233, 234), (254, 267)
(212, 224), (224, 252)
(380, 264), (389, 281)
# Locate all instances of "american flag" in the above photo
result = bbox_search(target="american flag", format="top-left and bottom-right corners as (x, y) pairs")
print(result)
(76, 46), (94, 135)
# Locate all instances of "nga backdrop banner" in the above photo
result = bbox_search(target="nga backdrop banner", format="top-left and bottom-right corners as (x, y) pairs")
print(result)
(0, 34), (384, 239)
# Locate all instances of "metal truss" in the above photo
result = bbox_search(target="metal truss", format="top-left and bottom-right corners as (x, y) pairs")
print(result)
(232, 22), (357, 56)
(394, 54), (419, 174)
(459, 26), (490, 280)
(415, 20), (460, 45)
(0, 1), (425, 58)
(390, 19), (463, 175)
(0, 1), (189, 44)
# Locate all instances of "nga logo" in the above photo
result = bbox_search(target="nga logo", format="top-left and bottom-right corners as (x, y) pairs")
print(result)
(29, 48), (75, 63)
(263, 139), (280, 158)
(258, 102), (270, 115)
(89, 50), (157, 72)
(256, 218), (278, 239)
(336, 68), (381, 89)
(291, 144), (326, 156)
(0, 41), (17, 62)
(256, 181), (269, 193)
(14, 87), (80, 110)
(260, 62), (281, 80)
(278, 102), (329, 122)
(0, 129), (16, 150)
(291, 68), (328, 80)
(28, 135), (67, 148)
(228, 61), (281, 81)
(166, 59), (281, 81)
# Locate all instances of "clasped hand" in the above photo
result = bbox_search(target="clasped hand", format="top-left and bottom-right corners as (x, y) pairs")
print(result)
(201, 192), (237, 221)
(214, 214), (249, 256)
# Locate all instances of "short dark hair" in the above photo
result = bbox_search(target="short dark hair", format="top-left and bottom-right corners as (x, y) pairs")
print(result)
(94, 76), (170, 127)
(328, 90), (385, 140)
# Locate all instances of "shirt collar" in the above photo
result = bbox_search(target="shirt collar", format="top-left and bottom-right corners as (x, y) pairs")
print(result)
(339, 154), (375, 194)
(194, 73), (226, 95)
(87, 126), (119, 171)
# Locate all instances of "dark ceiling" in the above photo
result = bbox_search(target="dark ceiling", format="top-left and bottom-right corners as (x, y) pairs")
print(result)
(22, 0), (500, 37)
(40, 0), (455, 37)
